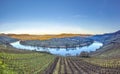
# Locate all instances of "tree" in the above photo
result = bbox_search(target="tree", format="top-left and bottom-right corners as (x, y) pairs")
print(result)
(65, 43), (69, 49)
(79, 51), (90, 58)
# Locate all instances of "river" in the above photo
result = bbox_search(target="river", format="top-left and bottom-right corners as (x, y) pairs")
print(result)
(10, 41), (103, 56)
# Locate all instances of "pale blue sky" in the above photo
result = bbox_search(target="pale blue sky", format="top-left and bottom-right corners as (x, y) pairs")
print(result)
(0, 0), (120, 34)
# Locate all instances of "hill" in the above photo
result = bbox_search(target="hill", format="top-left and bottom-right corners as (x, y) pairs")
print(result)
(0, 31), (120, 74)
(20, 37), (93, 48)
(90, 30), (120, 57)
(6, 33), (92, 40)
(0, 35), (18, 45)
(0, 44), (55, 74)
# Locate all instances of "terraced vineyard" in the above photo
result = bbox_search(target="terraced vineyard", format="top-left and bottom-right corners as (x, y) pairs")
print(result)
(44, 57), (120, 74)
(0, 52), (55, 74)
(0, 45), (120, 74)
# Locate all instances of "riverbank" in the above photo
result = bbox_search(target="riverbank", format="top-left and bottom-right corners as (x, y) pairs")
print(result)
(10, 41), (103, 56)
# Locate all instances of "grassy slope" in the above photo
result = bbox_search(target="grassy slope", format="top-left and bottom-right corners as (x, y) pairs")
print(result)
(99, 47), (120, 58)
(0, 45), (55, 74)
(82, 57), (120, 68)
(91, 30), (120, 58)
(91, 42), (120, 58)
(83, 43), (120, 67)
(87, 31), (120, 68)
(87, 42), (120, 68)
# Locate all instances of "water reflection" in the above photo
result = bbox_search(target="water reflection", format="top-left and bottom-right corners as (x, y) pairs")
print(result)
(10, 41), (103, 56)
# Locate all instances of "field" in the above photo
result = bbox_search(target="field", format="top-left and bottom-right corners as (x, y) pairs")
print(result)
(1, 51), (120, 74)
(0, 45), (55, 74)
(0, 53), (55, 74)
(0, 45), (120, 74)
(45, 57), (120, 74)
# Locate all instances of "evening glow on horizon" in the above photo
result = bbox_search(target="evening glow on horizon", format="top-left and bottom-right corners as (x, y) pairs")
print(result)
(0, 0), (120, 34)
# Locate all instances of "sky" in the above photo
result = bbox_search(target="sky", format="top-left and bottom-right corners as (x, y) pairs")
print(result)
(0, 0), (120, 34)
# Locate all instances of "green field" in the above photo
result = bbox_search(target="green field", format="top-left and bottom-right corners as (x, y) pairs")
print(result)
(0, 45), (55, 74)
(0, 44), (120, 74)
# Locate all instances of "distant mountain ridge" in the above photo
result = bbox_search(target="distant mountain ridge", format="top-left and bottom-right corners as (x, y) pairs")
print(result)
(5, 33), (92, 40)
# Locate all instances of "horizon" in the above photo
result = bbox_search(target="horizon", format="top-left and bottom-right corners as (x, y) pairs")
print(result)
(0, 0), (120, 34)
(0, 32), (93, 35)
(0, 29), (119, 35)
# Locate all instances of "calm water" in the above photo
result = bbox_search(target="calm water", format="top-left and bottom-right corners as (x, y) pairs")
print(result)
(10, 41), (103, 56)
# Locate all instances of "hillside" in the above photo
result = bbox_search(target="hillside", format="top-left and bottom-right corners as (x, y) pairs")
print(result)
(90, 32), (113, 44)
(20, 37), (93, 48)
(0, 44), (55, 74)
(6, 33), (92, 40)
(0, 35), (18, 45)
(91, 30), (120, 57)
(0, 31), (120, 74)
